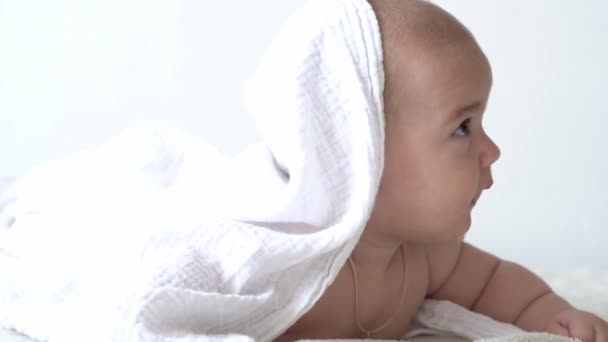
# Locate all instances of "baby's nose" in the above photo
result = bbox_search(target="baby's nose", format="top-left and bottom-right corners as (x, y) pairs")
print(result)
(480, 133), (500, 168)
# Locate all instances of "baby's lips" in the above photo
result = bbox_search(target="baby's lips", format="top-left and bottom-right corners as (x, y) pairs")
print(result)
(471, 193), (481, 206)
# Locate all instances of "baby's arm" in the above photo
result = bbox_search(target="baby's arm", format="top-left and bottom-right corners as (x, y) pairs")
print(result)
(425, 241), (608, 341)
(425, 241), (572, 331)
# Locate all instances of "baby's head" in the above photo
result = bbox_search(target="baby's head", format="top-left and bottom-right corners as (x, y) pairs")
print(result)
(366, 0), (501, 242)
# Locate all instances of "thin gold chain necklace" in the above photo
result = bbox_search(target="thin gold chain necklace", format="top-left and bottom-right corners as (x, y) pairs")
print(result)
(347, 244), (408, 339)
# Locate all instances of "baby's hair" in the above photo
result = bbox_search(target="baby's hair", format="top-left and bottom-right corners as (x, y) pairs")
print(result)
(370, 0), (472, 51)
(369, 0), (477, 122)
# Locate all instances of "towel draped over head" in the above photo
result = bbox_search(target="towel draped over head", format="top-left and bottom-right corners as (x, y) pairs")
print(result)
(0, 0), (385, 340)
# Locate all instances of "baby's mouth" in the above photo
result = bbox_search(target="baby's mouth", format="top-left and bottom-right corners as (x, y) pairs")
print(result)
(471, 194), (480, 207)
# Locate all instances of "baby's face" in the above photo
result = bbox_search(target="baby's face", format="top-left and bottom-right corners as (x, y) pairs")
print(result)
(370, 38), (500, 242)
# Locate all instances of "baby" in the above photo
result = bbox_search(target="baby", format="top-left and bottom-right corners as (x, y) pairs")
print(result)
(277, 0), (608, 341)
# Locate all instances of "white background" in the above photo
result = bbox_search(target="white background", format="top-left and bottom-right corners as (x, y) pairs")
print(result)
(1, 0), (606, 269)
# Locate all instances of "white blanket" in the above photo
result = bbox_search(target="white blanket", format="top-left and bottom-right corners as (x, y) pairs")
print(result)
(0, 0), (385, 340)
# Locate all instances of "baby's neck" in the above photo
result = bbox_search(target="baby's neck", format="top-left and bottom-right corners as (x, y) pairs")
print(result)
(349, 234), (405, 278)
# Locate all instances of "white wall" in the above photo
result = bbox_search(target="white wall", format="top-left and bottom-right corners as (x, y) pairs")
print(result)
(1, 1), (606, 269)
(0, 0), (305, 175)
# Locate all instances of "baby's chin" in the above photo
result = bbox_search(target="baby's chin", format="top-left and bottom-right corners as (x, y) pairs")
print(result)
(428, 219), (472, 242)
(404, 222), (471, 243)
(456, 215), (473, 236)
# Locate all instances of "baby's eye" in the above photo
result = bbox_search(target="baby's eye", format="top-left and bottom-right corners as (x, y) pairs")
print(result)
(454, 118), (471, 137)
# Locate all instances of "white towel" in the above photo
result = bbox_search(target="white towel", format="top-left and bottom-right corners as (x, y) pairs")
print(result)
(299, 333), (577, 342)
(297, 301), (578, 342)
(476, 334), (577, 342)
(410, 300), (524, 340)
(0, 0), (385, 341)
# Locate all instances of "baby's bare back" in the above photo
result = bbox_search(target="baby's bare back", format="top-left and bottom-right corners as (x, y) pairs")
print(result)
(277, 243), (433, 341)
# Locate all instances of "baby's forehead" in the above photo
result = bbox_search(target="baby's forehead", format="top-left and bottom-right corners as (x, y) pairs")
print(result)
(382, 44), (492, 127)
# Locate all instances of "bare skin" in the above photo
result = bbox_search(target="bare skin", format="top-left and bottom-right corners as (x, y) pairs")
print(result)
(277, 0), (608, 341)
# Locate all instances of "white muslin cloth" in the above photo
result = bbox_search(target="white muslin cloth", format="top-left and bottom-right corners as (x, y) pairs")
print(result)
(0, 0), (385, 341)
(409, 300), (525, 340)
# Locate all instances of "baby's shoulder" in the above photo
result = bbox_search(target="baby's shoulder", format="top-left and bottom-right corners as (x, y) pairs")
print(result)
(420, 238), (464, 295)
